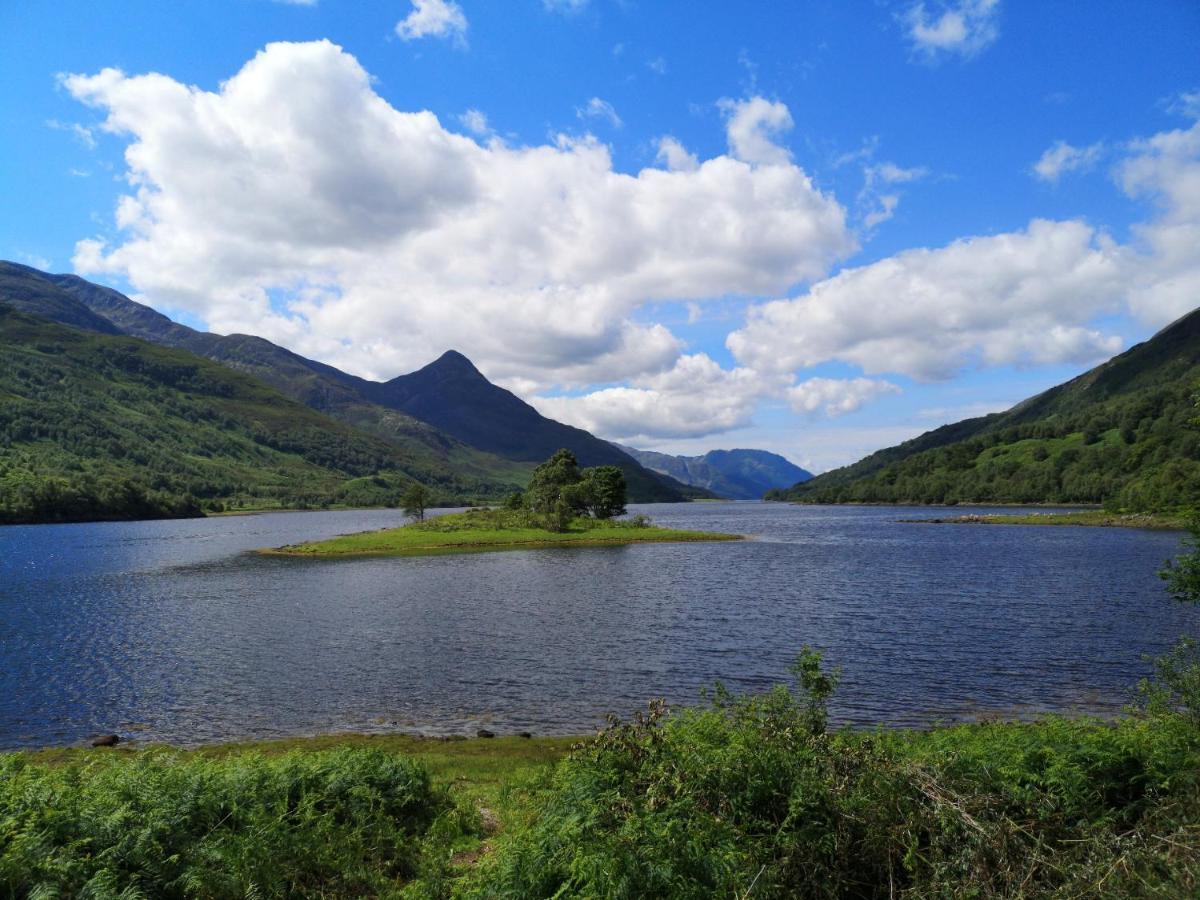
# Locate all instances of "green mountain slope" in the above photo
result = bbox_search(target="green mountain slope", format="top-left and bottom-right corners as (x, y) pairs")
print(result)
(3, 262), (685, 503)
(366, 351), (693, 502)
(774, 307), (1200, 510)
(618, 446), (813, 500)
(0, 263), (529, 488)
(0, 307), (516, 524)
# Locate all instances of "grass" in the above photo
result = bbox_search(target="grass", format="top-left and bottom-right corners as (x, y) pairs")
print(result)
(905, 509), (1186, 529)
(262, 508), (742, 557)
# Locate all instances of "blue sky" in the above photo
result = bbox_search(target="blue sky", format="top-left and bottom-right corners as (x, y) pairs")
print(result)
(2, 1), (1198, 471)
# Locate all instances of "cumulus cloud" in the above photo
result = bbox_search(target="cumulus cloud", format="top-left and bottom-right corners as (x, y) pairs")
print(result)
(726, 108), (1200, 390)
(719, 97), (794, 166)
(533, 354), (782, 440)
(1117, 115), (1200, 326)
(64, 41), (854, 402)
(788, 377), (901, 418)
(903, 0), (1000, 60)
(1032, 140), (1104, 182)
(656, 136), (699, 172)
(578, 97), (622, 129)
(728, 218), (1128, 381)
(395, 0), (467, 44)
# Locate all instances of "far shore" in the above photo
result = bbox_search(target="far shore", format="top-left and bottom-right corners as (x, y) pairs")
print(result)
(901, 510), (1185, 530)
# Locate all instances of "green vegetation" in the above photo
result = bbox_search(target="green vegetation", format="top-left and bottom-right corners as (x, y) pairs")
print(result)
(1, 261), (702, 507)
(470, 668), (1200, 899)
(265, 507), (740, 557)
(906, 510), (1186, 529)
(0, 307), (519, 524)
(6, 671), (1198, 897)
(403, 481), (432, 522)
(266, 449), (730, 556)
(774, 308), (1200, 511)
(0, 746), (464, 897)
(1140, 514), (1200, 729)
(523, 448), (627, 530)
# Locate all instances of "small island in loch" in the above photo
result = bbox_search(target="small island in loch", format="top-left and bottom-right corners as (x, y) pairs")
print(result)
(263, 507), (741, 558)
(264, 448), (741, 558)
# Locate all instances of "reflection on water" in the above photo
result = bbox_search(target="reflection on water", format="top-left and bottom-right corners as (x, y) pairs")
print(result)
(0, 503), (1193, 748)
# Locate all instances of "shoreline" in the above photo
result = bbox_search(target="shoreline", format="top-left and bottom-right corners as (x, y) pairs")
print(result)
(901, 510), (1185, 530)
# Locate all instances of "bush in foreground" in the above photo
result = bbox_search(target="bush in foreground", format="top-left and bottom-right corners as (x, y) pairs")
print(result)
(470, 653), (1200, 899)
(0, 747), (460, 898)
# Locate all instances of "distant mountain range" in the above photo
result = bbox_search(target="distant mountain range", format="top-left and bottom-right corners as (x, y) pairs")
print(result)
(771, 305), (1200, 511)
(0, 261), (709, 521)
(618, 446), (812, 500)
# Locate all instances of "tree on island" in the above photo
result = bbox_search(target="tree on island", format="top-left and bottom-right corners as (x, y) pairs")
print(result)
(525, 449), (627, 531)
(401, 481), (431, 522)
(579, 465), (627, 519)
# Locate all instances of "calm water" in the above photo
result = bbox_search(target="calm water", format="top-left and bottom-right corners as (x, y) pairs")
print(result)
(0, 503), (1194, 749)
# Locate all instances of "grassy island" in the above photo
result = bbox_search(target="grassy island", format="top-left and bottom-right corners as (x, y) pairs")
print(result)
(904, 510), (1186, 529)
(262, 507), (742, 558)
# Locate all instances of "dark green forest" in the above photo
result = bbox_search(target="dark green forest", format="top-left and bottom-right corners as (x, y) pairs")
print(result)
(773, 307), (1200, 510)
(0, 308), (518, 524)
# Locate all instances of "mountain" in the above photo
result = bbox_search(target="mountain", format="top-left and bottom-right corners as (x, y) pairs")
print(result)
(772, 307), (1200, 510)
(619, 446), (813, 500)
(0, 264), (124, 335)
(366, 351), (696, 502)
(0, 306), (513, 524)
(0, 262), (690, 503)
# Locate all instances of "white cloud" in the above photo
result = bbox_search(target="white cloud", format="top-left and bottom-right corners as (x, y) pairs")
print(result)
(395, 0), (467, 44)
(272, 0), (317, 6)
(533, 354), (782, 440)
(578, 97), (622, 129)
(64, 42), (854, 405)
(1117, 115), (1200, 326)
(863, 195), (899, 229)
(535, 364), (901, 443)
(646, 57), (667, 75)
(1032, 140), (1104, 182)
(543, 0), (588, 12)
(728, 218), (1128, 381)
(719, 97), (793, 166)
(859, 160), (928, 227)
(1164, 89), (1200, 120)
(788, 377), (901, 418)
(16, 252), (53, 271)
(45, 118), (96, 149)
(728, 111), (1200, 385)
(903, 0), (1000, 61)
(656, 136), (699, 172)
(458, 108), (490, 136)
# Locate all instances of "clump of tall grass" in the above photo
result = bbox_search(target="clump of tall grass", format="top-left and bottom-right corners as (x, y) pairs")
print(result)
(0, 747), (464, 898)
(470, 650), (1200, 899)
